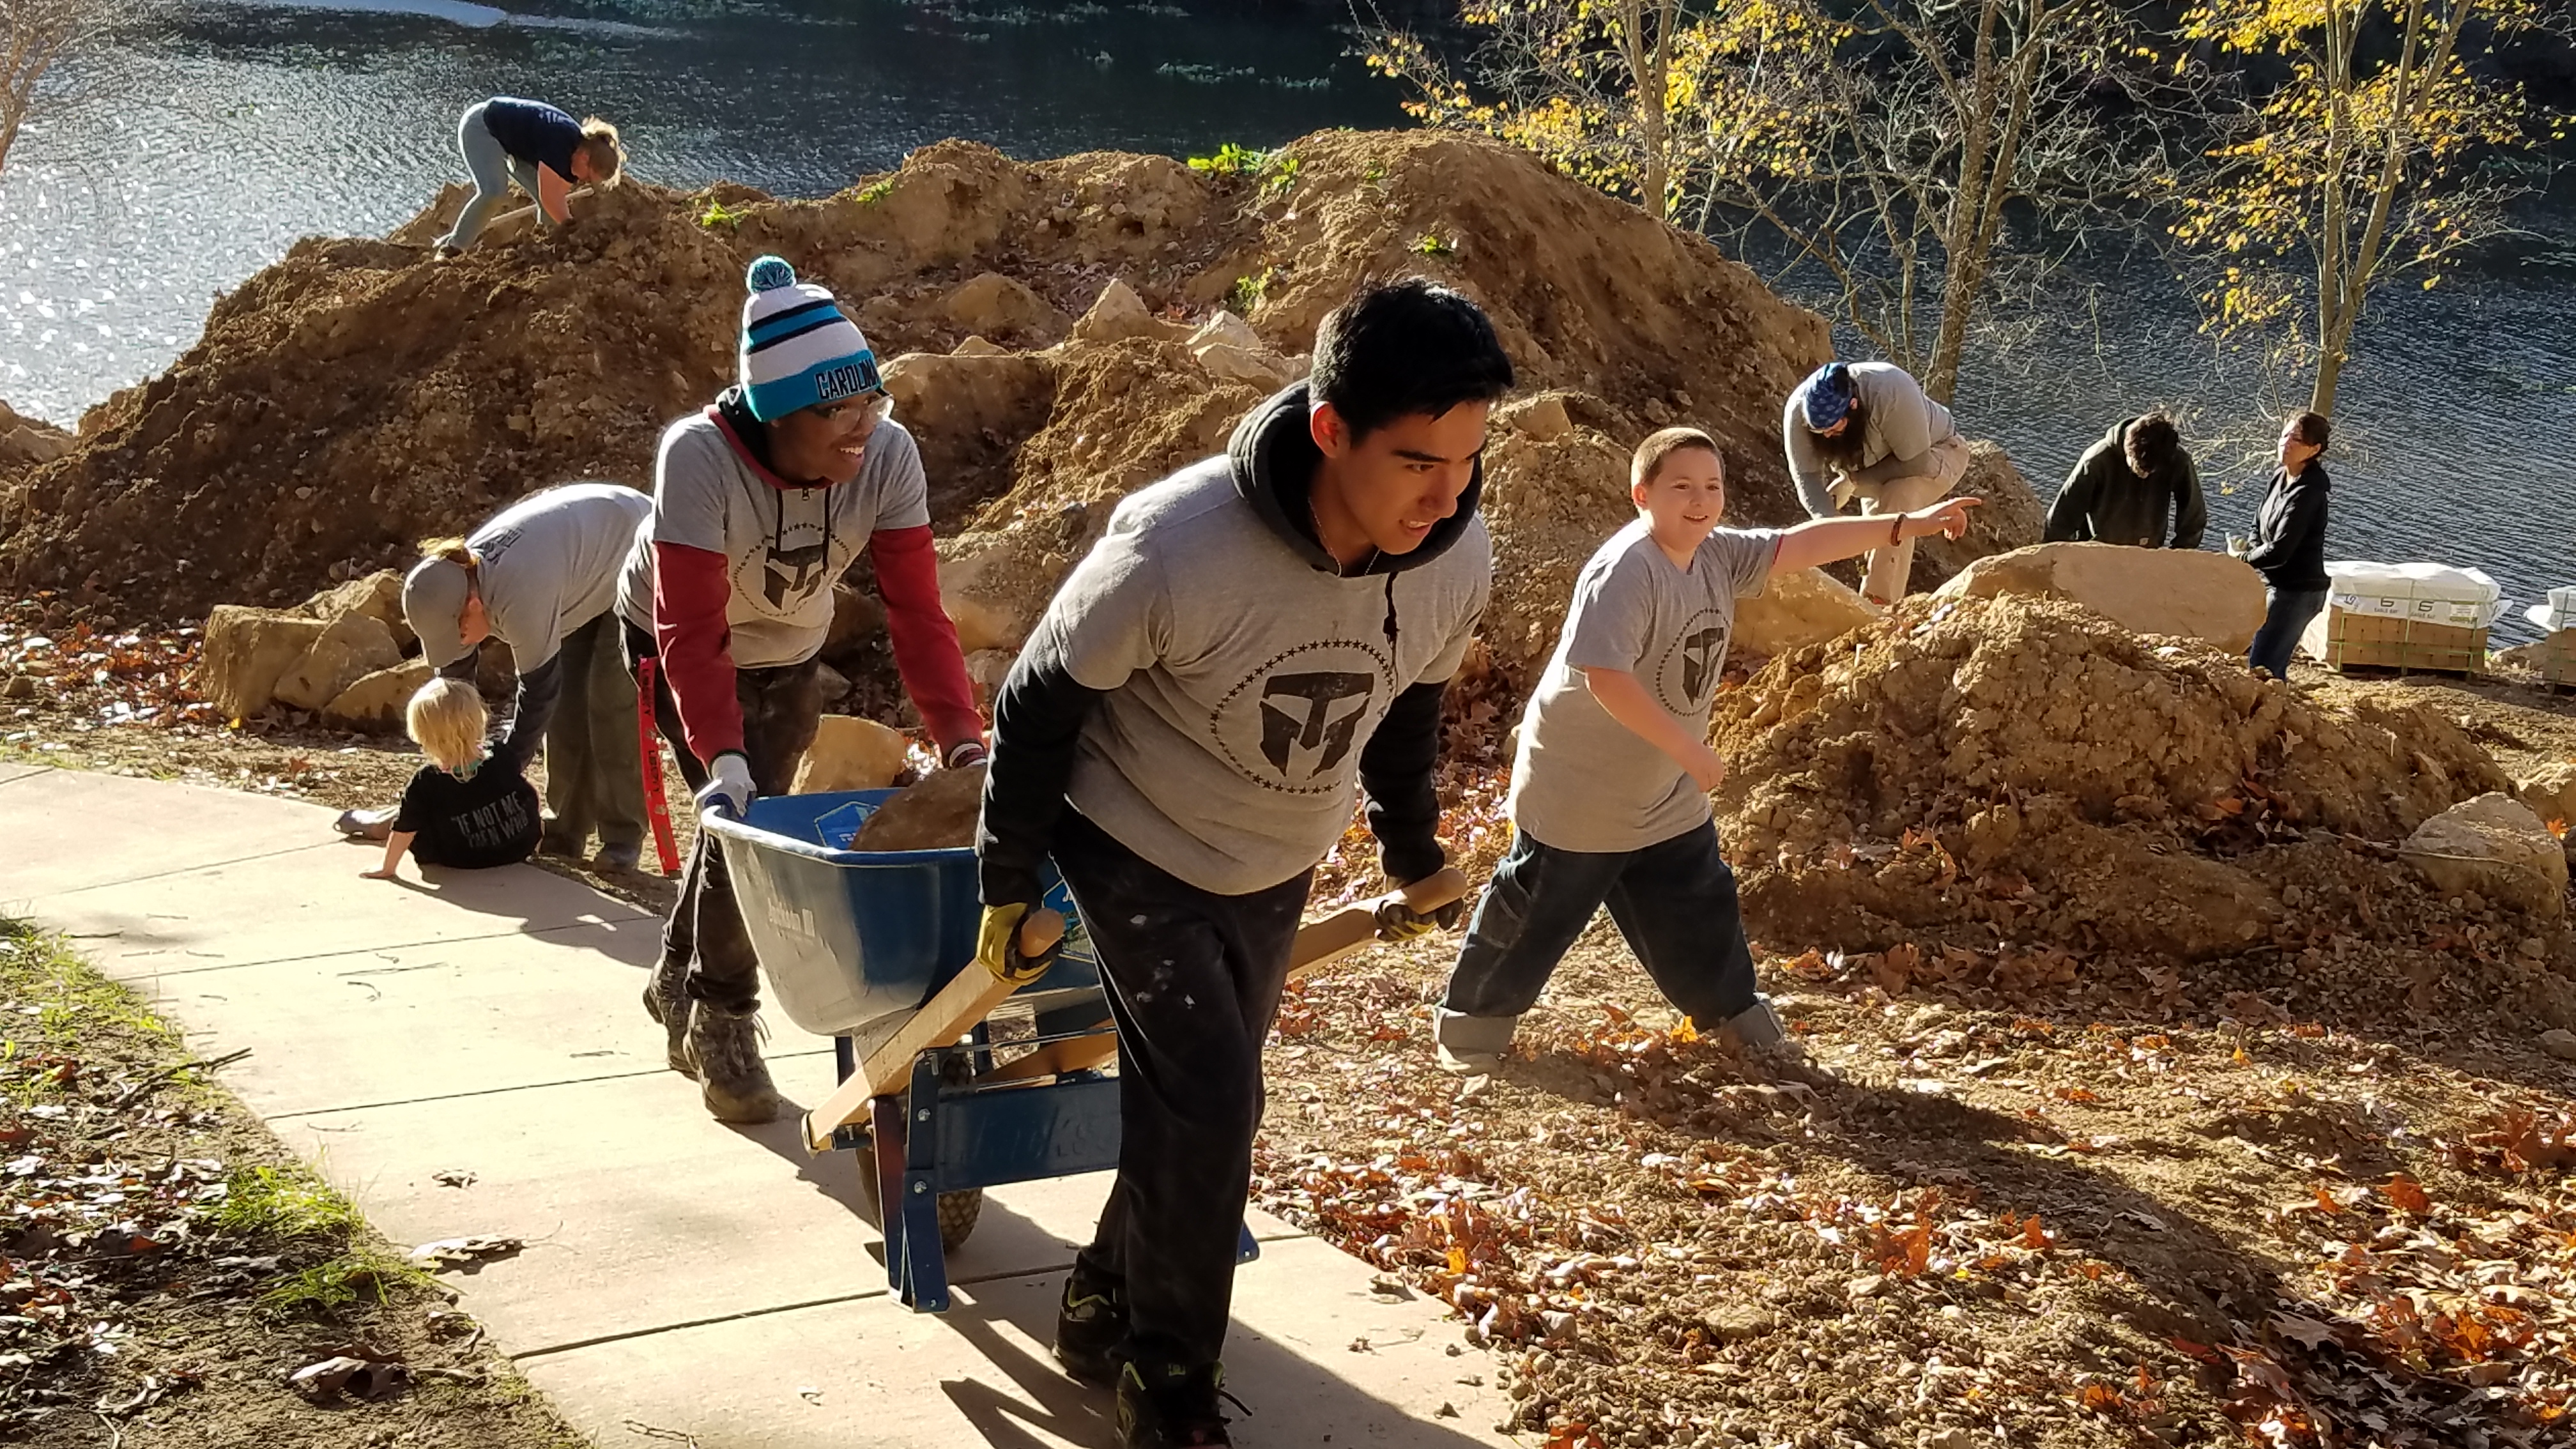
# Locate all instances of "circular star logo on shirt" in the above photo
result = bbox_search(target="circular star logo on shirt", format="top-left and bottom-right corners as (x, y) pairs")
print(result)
(1209, 639), (1395, 794)
(1652, 608), (1731, 714)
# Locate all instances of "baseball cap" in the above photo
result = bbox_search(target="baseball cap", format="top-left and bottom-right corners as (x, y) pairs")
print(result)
(402, 556), (477, 670)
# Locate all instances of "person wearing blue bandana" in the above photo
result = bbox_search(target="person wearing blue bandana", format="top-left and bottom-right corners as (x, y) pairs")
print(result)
(1781, 360), (1971, 605)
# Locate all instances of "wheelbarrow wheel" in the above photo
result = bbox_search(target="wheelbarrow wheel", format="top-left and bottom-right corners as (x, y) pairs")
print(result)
(850, 1143), (985, 1252)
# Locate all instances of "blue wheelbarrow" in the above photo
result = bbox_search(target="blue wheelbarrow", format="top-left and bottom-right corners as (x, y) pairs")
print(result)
(702, 788), (1472, 1312)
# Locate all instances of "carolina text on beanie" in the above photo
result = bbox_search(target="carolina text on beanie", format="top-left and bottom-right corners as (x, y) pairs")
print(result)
(738, 255), (881, 422)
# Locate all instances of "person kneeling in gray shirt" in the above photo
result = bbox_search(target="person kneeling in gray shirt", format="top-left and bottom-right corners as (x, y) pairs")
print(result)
(974, 279), (1512, 1448)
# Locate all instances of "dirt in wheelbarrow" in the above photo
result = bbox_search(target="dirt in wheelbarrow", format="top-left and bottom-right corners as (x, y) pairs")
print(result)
(0, 917), (589, 1449)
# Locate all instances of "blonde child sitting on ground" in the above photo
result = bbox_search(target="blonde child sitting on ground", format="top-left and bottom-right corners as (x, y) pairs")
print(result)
(363, 678), (542, 880)
(1430, 426), (1978, 1073)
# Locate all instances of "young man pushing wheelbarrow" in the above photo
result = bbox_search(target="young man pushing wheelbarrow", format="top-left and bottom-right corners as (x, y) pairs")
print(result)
(975, 279), (1513, 1446)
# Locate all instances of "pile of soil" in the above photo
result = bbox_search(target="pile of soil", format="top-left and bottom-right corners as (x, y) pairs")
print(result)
(0, 128), (2041, 697)
(848, 762), (986, 852)
(1710, 595), (2572, 1026)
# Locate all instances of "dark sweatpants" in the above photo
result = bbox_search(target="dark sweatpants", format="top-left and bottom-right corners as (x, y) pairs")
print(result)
(540, 611), (647, 855)
(1441, 820), (1757, 1027)
(1053, 809), (1311, 1372)
(622, 621), (823, 1014)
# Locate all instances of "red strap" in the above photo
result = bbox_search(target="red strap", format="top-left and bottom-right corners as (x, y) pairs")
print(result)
(636, 658), (680, 877)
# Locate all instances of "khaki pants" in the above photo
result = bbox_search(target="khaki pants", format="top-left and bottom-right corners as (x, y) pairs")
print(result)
(1832, 434), (1972, 604)
(540, 611), (648, 854)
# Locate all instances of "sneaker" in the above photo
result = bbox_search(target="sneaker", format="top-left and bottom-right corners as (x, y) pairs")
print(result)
(1054, 1262), (1128, 1384)
(641, 962), (691, 1075)
(537, 829), (585, 858)
(1431, 1006), (1515, 1075)
(683, 1000), (781, 1124)
(595, 840), (642, 872)
(334, 806), (396, 841)
(1116, 1361), (1238, 1448)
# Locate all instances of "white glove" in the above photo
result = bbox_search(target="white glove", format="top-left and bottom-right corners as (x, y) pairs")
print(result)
(694, 751), (755, 821)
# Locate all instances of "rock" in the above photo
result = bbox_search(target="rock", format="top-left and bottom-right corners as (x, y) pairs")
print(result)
(1194, 343), (1295, 389)
(937, 551), (1029, 654)
(2539, 1028), (2576, 1062)
(814, 661), (852, 703)
(850, 762), (985, 852)
(2517, 762), (2576, 846)
(882, 349), (1058, 523)
(964, 647), (1016, 705)
(1, 673), (36, 700)
(944, 272), (1066, 342)
(1186, 309), (1262, 356)
(951, 334), (1007, 356)
(1070, 277), (1181, 345)
(1736, 568), (1882, 657)
(1932, 540), (2268, 652)
(1701, 1305), (1777, 1343)
(2402, 793), (2570, 919)
(792, 715), (914, 795)
(827, 583), (888, 653)
(302, 569), (415, 652)
(0, 399), (73, 471)
(273, 612), (403, 714)
(200, 605), (330, 720)
(1499, 393), (1573, 442)
(321, 659), (433, 733)
(1909, 441), (2047, 591)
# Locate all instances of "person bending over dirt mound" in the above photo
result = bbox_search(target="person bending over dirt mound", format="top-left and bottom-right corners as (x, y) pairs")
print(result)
(623, 256), (986, 1126)
(433, 96), (624, 256)
(1782, 360), (1970, 606)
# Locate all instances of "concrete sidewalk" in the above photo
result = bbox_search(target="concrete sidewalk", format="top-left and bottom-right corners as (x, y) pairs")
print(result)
(0, 764), (1519, 1448)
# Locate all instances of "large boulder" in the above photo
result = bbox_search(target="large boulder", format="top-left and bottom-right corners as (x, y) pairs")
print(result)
(1932, 542), (2267, 652)
(793, 715), (914, 795)
(944, 272), (1067, 343)
(0, 399), (73, 472)
(1737, 569), (1883, 658)
(322, 659), (433, 733)
(1069, 278), (1184, 346)
(273, 612), (403, 713)
(2402, 793), (2570, 919)
(302, 569), (415, 652)
(200, 606), (329, 721)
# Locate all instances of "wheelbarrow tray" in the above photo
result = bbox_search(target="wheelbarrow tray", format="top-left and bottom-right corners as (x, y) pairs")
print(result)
(699, 788), (1099, 1039)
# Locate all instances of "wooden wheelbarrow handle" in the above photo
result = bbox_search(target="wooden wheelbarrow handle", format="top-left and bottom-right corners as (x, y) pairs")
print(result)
(800, 868), (1475, 1153)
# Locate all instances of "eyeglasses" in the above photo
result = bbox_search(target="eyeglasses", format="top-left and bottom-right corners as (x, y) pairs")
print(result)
(813, 391), (893, 431)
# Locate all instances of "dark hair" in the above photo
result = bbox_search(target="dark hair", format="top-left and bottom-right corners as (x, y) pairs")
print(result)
(1633, 427), (1722, 490)
(2287, 410), (2330, 454)
(1311, 278), (1515, 441)
(2124, 411), (2182, 475)
(1810, 397), (1869, 468)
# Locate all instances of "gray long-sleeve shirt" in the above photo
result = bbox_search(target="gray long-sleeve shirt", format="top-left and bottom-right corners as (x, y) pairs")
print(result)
(1781, 362), (1961, 518)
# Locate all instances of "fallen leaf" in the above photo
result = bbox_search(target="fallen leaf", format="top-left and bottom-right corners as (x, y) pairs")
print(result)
(2271, 1312), (2342, 1351)
(290, 1354), (408, 1402)
(406, 1234), (524, 1269)
(2380, 1172), (2430, 1214)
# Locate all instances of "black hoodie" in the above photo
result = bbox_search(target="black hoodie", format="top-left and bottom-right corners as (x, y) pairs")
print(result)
(977, 382), (1485, 907)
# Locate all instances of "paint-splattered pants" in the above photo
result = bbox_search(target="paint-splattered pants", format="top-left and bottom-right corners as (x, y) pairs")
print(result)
(1052, 808), (1312, 1372)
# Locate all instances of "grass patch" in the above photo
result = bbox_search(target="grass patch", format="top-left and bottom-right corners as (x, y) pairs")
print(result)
(1411, 232), (1457, 257)
(212, 1163), (365, 1240)
(696, 197), (749, 229)
(261, 1248), (443, 1316)
(855, 176), (896, 205)
(1, 916), (180, 1051)
(1229, 266), (1276, 316)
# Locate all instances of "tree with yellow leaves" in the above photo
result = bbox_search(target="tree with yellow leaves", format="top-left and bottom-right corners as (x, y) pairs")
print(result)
(1366, 0), (2204, 406)
(2173, 0), (2570, 416)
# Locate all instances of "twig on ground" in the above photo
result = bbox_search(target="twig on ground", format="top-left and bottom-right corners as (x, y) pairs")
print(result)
(93, 1411), (121, 1449)
(109, 1046), (252, 1110)
(623, 1421), (702, 1447)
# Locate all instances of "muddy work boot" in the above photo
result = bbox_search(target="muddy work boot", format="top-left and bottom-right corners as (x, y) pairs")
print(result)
(683, 1000), (782, 1124)
(1054, 1261), (1129, 1384)
(594, 840), (643, 873)
(1117, 1361), (1239, 1448)
(1717, 997), (1830, 1087)
(641, 960), (692, 1076)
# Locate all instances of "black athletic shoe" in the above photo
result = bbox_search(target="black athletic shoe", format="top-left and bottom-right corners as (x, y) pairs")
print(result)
(1053, 1264), (1128, 1384)
(1116, 1361), (1238, 1448)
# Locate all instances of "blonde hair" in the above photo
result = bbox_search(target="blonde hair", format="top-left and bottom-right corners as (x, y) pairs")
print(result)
(1632, 426), (1722, 491)
(578, 118), (625, 186)
(406, 677), (489, 775)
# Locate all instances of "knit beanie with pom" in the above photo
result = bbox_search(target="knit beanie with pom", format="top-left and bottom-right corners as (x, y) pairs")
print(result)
(738, 255), (881, 422)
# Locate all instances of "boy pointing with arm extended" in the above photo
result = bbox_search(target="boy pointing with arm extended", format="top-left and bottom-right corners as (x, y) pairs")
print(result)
(1433, 427), (1977, 1074)
(975, 280), (1512, 1447)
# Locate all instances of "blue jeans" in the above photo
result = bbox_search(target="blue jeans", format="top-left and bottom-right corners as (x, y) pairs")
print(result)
(434, 102), (549, 250)
(1440, 820), (1757, 1028)
(2249, 586), (2327, 680)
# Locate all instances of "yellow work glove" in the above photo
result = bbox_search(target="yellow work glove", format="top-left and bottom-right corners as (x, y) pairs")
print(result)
(976, 901), (1061, 986)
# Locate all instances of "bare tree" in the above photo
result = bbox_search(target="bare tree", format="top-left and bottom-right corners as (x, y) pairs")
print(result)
(3, 0), (145, 178)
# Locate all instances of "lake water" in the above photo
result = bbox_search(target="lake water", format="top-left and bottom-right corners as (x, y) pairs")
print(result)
(2, 0), (2567, 638)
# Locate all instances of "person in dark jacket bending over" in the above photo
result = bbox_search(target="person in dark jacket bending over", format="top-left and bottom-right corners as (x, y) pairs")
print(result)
(2043, 411), (2206, 550)
(433, 96), (624, 256)
(2240, 410), (2334, 680)
(976, 279), (1509, 1447)
(622, 256), (986, 1124)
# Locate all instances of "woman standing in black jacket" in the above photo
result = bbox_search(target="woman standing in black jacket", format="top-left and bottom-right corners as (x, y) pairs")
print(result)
(2239, 411), (2333, 679)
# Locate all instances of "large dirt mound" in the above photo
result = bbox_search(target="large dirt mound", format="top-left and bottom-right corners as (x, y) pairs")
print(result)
(0, 129), (2039, 692)
(1710, 595), (2571, 1023)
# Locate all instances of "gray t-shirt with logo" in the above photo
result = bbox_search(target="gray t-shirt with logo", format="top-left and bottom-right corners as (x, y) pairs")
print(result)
(616, 409), (930, 668)
(471, 481), (653, 672)
(1508, 519), (1780, 853)
(1027, 461), (1490, 896)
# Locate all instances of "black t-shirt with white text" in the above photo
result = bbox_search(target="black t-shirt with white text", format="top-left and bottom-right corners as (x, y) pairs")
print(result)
(392, 756), (541, 870)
